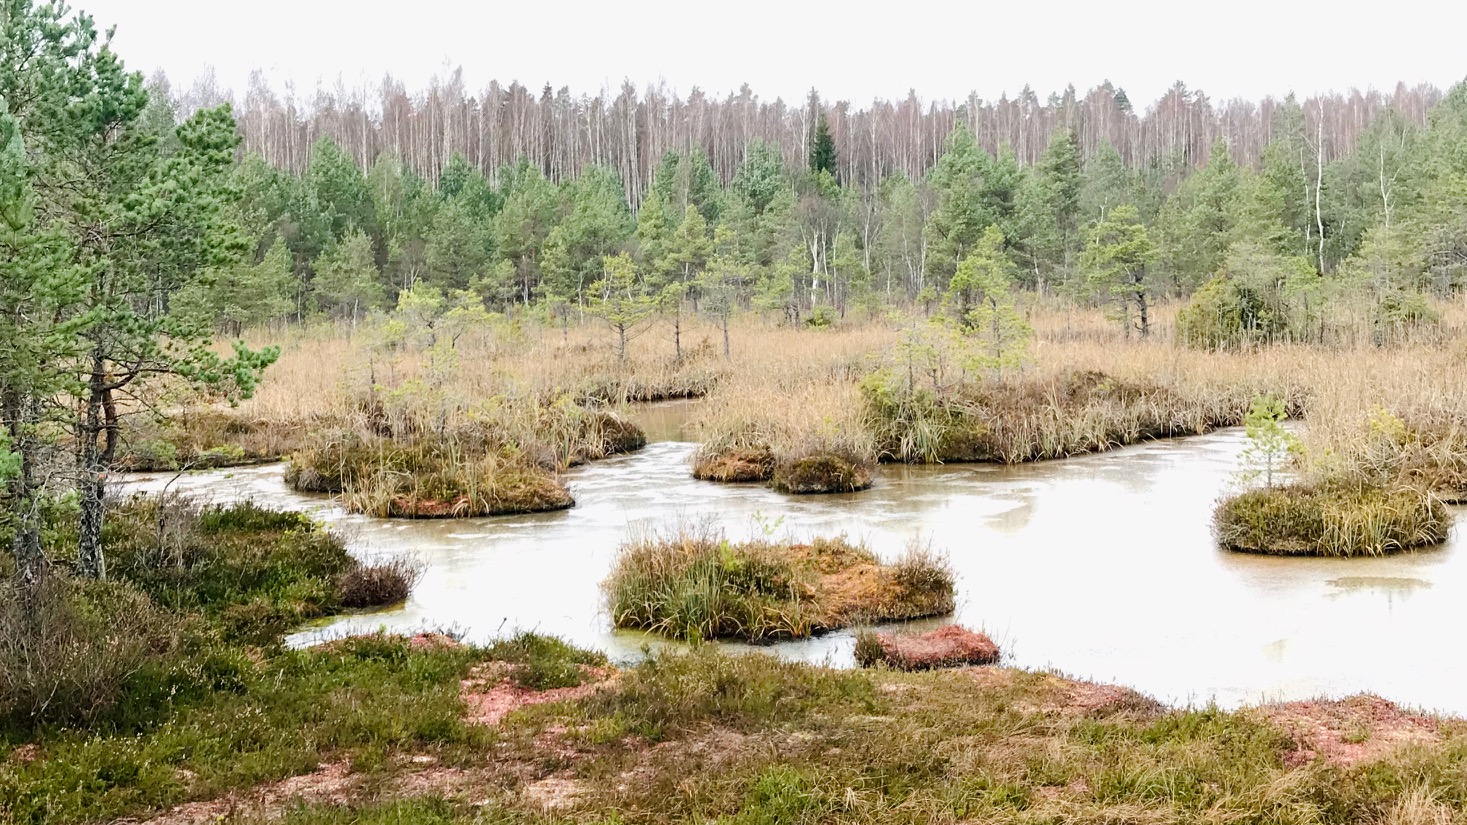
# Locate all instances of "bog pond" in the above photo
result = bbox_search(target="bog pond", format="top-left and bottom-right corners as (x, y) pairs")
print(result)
(121, 403), (1467, 715)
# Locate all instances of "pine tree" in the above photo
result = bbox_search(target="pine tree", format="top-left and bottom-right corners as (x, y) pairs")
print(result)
(2, 4), (279, 578)
(1082, 205), (1159, 337)
(314, 230), (385, 324)
(809, 113), (837, 177)
(588, 253), (658, 360)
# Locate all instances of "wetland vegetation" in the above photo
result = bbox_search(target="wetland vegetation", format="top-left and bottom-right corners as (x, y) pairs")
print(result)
(5, 0), (1467, 820)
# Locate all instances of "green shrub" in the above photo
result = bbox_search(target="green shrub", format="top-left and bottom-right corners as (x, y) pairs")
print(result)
(1214, 482), (1452, 556)
(96, 497), (354, 644)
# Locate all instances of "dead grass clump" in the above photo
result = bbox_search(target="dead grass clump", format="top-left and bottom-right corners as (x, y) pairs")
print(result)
(603, 524), (954, 641)
(287, 430), (574, 518)
(1214, 482), (1452, 557)
(337, 557), (424, 608)
(770, 448), (875, 494)
(691, 445), (776, 482)
(854, 625), (1001, 670)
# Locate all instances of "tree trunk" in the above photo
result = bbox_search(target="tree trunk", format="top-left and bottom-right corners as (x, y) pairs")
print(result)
(77, 352), (109, 580)
(721, 311), (731, 359)
(1135, 282), (1150, 339)
(5, 389), (47, 602)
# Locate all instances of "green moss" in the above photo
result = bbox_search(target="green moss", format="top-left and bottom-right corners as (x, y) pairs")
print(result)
(1214, 482), (1452, 556)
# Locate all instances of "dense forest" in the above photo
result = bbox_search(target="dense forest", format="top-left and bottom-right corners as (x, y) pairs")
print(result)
(153, 69), (1466, 338)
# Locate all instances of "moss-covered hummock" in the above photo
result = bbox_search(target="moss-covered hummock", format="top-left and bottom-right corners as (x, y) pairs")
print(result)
(603, 528), (954, 641)
(691, 445), (776, 482)
(285, 430), (574, 518)
(1214, 482), (1452, 556)
(855, 624), (1001, 670)
(771, 449), (875, 494)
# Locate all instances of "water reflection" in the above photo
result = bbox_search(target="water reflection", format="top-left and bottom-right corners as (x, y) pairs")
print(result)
(117, 422), (1467, 716)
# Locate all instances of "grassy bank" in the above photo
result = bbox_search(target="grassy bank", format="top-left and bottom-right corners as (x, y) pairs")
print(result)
(114, 411), (309, 472)
(13, 645), (1463, 824)
(0, 496), (454, 824)
(603, 525), (954, 640)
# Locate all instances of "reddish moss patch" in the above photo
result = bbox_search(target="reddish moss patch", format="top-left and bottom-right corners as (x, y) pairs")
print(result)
(461, 662), (618, 726)
(855, 625), (1000, 670)
(1254, 694), (1441, 767)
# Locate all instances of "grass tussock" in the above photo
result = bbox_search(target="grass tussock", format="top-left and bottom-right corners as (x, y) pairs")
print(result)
(1214, 482), (1453, 556)
(603, 522), (955, 641)
(286, 428), (574, 518)
(691, 443), (776, 482)
(863, 367), (1294, 464)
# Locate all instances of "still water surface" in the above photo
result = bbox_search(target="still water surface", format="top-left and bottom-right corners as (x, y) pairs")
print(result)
(120, 406), (1467, 715)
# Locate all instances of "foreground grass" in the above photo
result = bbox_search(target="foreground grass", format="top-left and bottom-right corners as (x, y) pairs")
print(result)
(0, 635), (486, 824)
(111, 646), (1467, 825)
(603, 525), (955, 641)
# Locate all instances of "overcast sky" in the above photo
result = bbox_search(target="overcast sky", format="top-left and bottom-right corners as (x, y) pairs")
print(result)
(83, 0), (1467, 109)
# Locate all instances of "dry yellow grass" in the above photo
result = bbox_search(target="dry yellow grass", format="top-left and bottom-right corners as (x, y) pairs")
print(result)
(210, 298), (1467, 495)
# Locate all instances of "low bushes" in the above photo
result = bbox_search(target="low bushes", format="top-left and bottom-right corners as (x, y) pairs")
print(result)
(286, 430), (574, 518)
(603, 523), (955, 641)
(0, 578), (179, 728)
(1, 497), (367, 731)
(1214, 482), (1452, 557)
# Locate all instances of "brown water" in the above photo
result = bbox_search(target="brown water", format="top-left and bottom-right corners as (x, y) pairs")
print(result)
(119, 409), (1467, 715)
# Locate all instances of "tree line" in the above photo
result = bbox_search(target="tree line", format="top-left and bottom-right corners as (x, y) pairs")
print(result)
(166, 74), (1467, 342)
(185, 71), (1445, 208)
